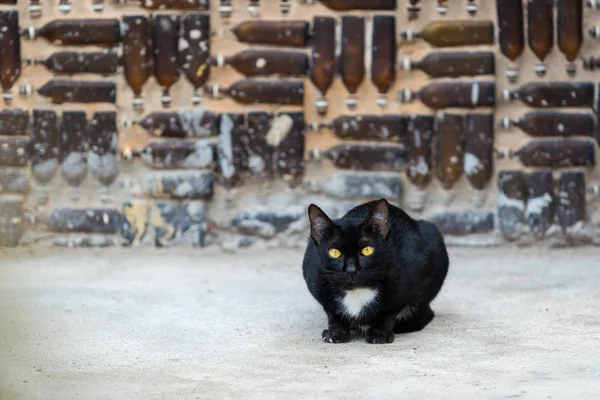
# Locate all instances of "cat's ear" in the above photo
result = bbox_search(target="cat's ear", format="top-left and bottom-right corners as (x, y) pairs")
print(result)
(362, 199), (391, 238)
(308, 204), (335, 243)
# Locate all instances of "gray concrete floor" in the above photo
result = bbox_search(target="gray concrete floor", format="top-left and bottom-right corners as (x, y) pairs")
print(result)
(1, 247), (599, 400)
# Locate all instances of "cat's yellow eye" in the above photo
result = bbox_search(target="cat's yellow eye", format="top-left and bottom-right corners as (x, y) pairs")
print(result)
(361, 246), (374, 257)
(328, 248), (342, 259)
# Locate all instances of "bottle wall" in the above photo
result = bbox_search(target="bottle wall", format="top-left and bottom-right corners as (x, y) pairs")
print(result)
(1, 0), (599, 249)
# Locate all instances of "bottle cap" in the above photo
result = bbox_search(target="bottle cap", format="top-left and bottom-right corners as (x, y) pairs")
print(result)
(399, 88), (413, 103)
(191, 90), (202, 106)
(501, 89), (512, 101)
(401, 29), (416, 41)
(505, 67), (519, 83)
(566, 62), (577, 77)
(219, 2), (233, 19)
(315, 97), (328, 116)
(29, 4), (42, 19)
(309, 147), (321, 161)
(400, 58), (412, 71)
(345, 96), (358, 110)
(499, 117), (512, 130)
(19, 82), (34, 97)
(92, 0), (105, 12)
(247, 4), (260, 17)
(2, 91), (13, 105)
(27, 26), (37, 40)
(58, 1), (72, 14)
(132, 97), (144, 112)
(210, 84), (222, 99)
(534, 63), (547, 77)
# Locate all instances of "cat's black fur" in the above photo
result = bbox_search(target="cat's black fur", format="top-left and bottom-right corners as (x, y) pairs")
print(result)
(302, 199), (449, 344)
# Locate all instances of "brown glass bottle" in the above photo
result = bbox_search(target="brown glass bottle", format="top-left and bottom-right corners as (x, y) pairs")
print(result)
(0, 11), (21, 104)
(597, 83), (600, 147)
(434, 114), (465, 192)
(275, 112), (305, 180)
(232, 20), (310, 48)
(327, 115), (405, 141)
(0, 167), (28, 194)
(245, 111), (277, 177)
(112, 0), (209, 9)
(142, 170), (214, 200)
(527, 0), (553, 76)
(152, 15), (180, 108)
(496, 0), (524, 62)
(428, 212), (495, 236)
(217, 113), (248, 184)
(135, 110), (218, 139)
(30, 51), (119, 75)
(137, 140), (214, 170)
(130, 110), (219, 138)
(557, 0), (583, 76)
(309, 16), (336, 115)
(317, 143), (405, 172)
(322, 171), (403, 200)
(0, 109), (29, 136)
(526, 170), (554, 239)
(179, 13), (210, 105)
(497, 170), (528, 239)
(243, 111), (306, 179)
(31, 109), (59, 187)
(557, 171), (586, 232)
(34, 80), (117, 104)
(401, 51), (495, 78)
(405, 114), (434, 192)
(214, 49), (308, 77)
(0, 196), (24, 247)
(371, 15), (396, 108)
(505, 139), (596, 168)
(464, 114), (494, 192)
(88, 111), (118, 188)
(60, 110), (88, 191)
(28, 19), (122, 46)
(340, 16), (365, 109)
(122, 15), (153, 110)
(210, 79), (304, 106)
(582, 56), (600, 71)
(401, 81), (496, 110)
(0, 137), (29, 167)
(501, 111), (595, 138)
(310, 0), (396, 10)
(503, 82), (594, 108)
(401, 20), (494, 47)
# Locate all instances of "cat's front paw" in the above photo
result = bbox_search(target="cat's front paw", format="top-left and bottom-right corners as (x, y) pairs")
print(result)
(366, 328), (395, 344)
(322, 328), (351, 344)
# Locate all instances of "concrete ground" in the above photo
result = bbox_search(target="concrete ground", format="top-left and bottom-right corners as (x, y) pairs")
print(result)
(0, 247), (599, 400)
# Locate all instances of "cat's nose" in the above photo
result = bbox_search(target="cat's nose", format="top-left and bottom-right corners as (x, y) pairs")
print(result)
(345, 264), (357, 277)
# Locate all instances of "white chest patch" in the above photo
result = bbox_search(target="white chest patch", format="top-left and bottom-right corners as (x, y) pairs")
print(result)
(339, 288), (379, 318)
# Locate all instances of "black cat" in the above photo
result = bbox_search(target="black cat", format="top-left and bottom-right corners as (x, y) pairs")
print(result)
(302, 198), (449, 344)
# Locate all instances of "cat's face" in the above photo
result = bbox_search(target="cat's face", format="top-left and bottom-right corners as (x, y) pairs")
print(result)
(308, 199), (391, 287)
